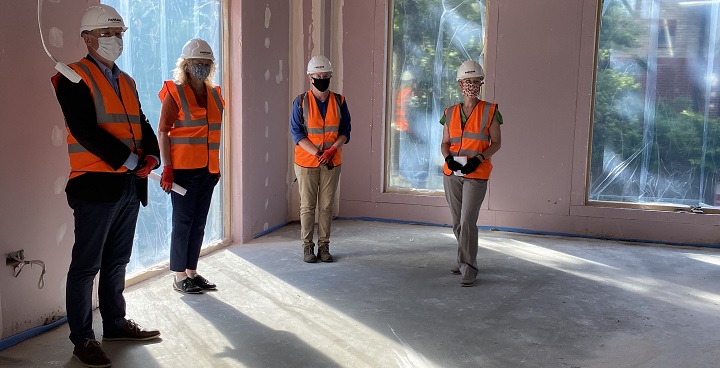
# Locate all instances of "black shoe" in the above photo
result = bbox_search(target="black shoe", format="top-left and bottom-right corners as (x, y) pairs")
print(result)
(450, 267), (461, 275)
(73, 338), (111, 367)
(103, 319), (161, 342)
(173, 277), (203, 294)
(190, 274), (217, 290)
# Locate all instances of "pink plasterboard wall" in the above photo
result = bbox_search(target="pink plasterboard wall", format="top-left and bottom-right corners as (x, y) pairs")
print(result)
(229, 0), (291, 243)
(333, 0), (720, 245)
(0, 0), (97, 339)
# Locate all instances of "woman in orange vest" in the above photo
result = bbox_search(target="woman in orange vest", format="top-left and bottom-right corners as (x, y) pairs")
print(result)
(441, 60), (503, 287)
(158, 39), (225, 294)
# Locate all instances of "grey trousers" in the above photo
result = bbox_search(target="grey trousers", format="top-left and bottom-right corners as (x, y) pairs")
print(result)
(443, 174), (488, 279)
(294, 163), (342, 247)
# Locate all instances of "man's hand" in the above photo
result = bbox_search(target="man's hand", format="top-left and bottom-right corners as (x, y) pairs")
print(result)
(160, 165), (174, 193)
(445, 155), (463, 172)
(460, 156), (481, 174)
(135, 156), (158, 178)
(318, 146), (337, 164)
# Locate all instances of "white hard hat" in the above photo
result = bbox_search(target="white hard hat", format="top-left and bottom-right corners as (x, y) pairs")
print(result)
(307, 55), (333, 75)
(456, 60), (485, 81)
(80, 4), (127, 33)
(180, 38), (215, 61)
(400, 70), (414, 81)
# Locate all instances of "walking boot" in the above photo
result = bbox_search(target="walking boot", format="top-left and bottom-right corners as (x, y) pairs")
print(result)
(303, 244), (318, 263)
(318, 245), (333, 262)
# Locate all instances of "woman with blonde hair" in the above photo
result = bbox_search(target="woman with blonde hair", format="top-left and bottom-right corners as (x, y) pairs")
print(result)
(157, 38), (225, 293)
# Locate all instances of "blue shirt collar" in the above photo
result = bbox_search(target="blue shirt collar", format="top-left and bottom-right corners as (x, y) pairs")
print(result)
(89, 54), (122, 80)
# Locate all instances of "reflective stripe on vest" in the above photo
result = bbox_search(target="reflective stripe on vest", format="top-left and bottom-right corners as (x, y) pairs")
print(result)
(295, 91), (344, 167)
(159, 81), (224, 173)
(58, 59), (143, 179)
(443, 101), (496, 179)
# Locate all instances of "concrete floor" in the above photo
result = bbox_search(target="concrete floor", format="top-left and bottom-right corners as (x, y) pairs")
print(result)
(1, 219), (720, 368)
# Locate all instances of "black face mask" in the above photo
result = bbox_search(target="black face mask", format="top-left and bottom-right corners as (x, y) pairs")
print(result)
(312, 77), (331, 92)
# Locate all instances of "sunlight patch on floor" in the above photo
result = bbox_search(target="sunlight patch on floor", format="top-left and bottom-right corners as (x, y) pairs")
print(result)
(442, 235), (720, 314)
(685, 253), (720, 267)
(196, 250), (440, 368)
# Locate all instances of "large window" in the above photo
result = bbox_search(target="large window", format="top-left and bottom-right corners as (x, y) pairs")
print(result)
(591, 0), (720, 209)
(103, 0), (224, 275)
(387, 0), (486, 192)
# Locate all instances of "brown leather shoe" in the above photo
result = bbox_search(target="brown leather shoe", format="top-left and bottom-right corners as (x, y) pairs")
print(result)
(102, 319), (160, 341)
(73, 339), (111, 368)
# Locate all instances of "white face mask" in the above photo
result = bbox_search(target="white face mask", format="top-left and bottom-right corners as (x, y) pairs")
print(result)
(96, 36), (123, 62)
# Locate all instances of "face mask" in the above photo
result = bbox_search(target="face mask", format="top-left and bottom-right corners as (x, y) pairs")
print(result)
(96, 36), (123, 62)
(189, 64), (212, 81)
(312, 77), (331, 92)
(461, 81), (481, 98)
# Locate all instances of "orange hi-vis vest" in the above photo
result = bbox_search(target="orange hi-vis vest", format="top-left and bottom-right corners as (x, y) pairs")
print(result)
(52, 59), (143, 179)
(443, 101), (497, 180)
(294, 90), (344, 168)
(158, 81), (225, 173)
(395, 87), (412, 131)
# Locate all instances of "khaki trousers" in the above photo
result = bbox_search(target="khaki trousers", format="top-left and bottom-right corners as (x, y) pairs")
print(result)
(443, 174), (488, 279)
(294, 163), (342, 247)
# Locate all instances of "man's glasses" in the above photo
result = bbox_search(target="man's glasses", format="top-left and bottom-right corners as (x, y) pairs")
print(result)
(93, 29), (125, 38)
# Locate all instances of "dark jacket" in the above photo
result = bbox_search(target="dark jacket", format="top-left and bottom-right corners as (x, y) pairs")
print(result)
(53, 56), (160, 206)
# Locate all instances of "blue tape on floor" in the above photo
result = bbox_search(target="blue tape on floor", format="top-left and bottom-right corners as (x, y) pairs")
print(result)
(0, 317), (67, 351)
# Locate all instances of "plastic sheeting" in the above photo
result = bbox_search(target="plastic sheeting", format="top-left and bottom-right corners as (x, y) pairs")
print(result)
(103, 0), (224, 275)
(591, 0), (720, 208)
(387, 0), (486, 192)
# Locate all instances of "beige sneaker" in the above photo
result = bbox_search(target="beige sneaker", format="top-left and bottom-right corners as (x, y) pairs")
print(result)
(318, 245), (333, 262)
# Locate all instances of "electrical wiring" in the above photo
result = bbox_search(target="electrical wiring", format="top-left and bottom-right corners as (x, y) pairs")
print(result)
(9, 253), (46, 289)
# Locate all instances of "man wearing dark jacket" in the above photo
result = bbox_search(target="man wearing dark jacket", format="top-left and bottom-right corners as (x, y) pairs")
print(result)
(51, 4), (161, 367)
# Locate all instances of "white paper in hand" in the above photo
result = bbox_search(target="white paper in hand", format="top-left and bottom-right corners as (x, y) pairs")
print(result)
(453, 156), (467, 176)
(148, 172), (187, 195)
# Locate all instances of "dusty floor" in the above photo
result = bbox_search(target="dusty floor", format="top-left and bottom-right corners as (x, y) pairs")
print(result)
(1, 219), (719, 367)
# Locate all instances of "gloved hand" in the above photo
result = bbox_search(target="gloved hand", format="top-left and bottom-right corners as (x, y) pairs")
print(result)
(161, 165), (174, 193)
(460, 156), (481, 175)
(318, 146), (337, 164)
(445, 155), (463, 172)
(135, 156), (158, 178)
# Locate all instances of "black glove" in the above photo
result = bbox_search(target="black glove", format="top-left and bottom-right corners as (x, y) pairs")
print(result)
(445, 155), (463, 171)
(460, 156), (481, 174)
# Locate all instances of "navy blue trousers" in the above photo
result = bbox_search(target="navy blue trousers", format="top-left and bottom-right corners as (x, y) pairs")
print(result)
(66, 177), (139, 346)
(169, 169), (219, 272)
